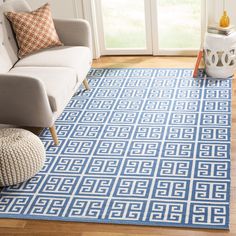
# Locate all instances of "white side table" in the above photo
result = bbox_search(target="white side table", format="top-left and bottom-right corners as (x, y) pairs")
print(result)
(204, 32), (236, 78)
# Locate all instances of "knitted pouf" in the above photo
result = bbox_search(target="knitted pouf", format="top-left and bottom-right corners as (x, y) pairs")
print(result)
(0, 128), (45, 186)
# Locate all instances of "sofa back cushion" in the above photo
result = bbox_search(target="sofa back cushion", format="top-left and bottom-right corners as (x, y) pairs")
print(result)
(0, 0), (31, 73)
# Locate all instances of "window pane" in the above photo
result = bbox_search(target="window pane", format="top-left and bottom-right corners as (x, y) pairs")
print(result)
(158, 0), (201, 49)
(101, 0), (146, 49)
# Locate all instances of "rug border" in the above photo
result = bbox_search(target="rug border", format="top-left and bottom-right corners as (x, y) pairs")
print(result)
(0, 214), (230, 230)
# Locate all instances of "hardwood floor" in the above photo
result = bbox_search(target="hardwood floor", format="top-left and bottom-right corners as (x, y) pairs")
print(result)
(0, 56), (235, 236)
(92, 56), (197, 69)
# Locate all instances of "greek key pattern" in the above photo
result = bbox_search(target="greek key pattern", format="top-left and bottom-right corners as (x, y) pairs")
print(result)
(0, 69), (231, 229)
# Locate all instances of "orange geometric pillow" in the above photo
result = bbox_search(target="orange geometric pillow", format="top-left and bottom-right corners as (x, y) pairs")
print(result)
(5, 3), (63, 58)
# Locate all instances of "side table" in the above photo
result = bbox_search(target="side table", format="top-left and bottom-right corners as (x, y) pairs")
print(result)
(204, 32), (236, 78)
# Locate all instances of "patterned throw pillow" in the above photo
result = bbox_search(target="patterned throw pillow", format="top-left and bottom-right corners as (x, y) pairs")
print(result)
(5, 3), (63, 58)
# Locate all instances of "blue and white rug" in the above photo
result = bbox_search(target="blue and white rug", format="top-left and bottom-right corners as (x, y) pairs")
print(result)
(0, 69), (231, 229)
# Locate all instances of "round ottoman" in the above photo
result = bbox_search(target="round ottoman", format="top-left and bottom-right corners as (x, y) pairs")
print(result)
(0, 128), (45, 187)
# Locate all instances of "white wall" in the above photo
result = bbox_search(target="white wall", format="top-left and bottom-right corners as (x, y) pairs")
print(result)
(208, 0), (236, 25)
(207, 0), (216, 24)
(225, 0), (236, 25)
(25, 0), (84, 18)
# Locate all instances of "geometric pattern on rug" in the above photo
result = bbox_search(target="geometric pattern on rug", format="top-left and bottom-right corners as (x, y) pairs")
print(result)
(0, 69), (231, 229)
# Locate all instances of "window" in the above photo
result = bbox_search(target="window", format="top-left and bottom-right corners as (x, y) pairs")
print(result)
(95, 0), (206, 55)
(102, 0), (147, 49)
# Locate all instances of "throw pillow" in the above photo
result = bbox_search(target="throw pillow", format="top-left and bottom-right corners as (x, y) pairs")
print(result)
(5, 3), (63, 58)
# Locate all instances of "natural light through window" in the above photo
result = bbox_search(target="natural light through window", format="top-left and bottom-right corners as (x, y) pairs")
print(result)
(99, 0), (202, 53)
(101, 0), (147, 49)
(158, 0), (201, 49)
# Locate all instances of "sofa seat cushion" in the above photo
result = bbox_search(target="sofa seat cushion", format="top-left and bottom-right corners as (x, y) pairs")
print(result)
(15, 46), (92, 82)
(9, 67), (77, 112)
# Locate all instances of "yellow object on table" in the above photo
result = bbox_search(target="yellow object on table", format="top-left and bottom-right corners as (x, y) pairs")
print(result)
(220, 10), (230, 28)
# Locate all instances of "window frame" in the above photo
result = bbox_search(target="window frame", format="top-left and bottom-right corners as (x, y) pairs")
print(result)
(153, 0), (207, 56)
(94, 0), (207, 56)
(95, 0), (153, 55)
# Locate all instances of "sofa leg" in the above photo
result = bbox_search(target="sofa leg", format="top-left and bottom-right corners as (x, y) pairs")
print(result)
(49, 125), (59, 146)
(83, 79), (90, 90)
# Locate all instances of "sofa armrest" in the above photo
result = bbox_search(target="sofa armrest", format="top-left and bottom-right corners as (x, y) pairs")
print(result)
(0, 74), (54, 127)
(53, 18), (92, 51)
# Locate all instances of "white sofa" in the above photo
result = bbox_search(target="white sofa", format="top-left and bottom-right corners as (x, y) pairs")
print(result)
(0, 0), (92, 145)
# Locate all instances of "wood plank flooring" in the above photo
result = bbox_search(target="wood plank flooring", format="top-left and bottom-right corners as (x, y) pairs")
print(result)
(0, 56), (234, 236)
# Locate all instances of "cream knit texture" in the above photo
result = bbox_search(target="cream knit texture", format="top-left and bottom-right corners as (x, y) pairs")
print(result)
(0, 128), (45, 186)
